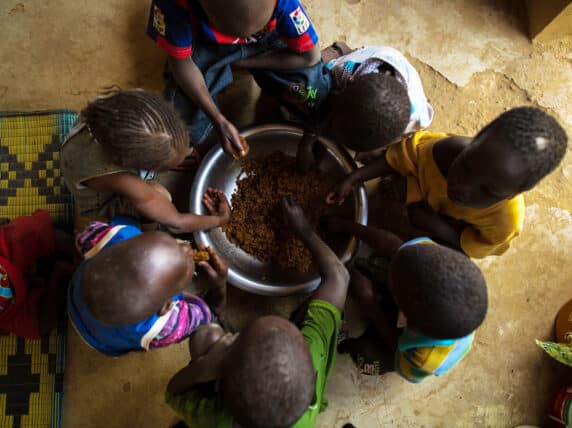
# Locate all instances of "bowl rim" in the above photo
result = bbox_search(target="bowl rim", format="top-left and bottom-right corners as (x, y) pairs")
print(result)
(190, 123), (368, 296)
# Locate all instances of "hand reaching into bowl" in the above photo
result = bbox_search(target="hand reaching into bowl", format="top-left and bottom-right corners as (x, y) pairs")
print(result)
(203, 187), (231, 226)
(325, 178), (354, 205)
(281, 197), (312, 237)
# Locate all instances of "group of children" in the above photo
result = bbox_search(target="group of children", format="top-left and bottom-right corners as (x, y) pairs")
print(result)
(0, 0), (568, 427)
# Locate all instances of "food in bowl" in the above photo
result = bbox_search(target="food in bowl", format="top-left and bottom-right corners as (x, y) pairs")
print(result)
(223, 151), (334, 273)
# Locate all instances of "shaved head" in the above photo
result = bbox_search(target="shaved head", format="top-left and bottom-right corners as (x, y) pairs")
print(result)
(199, 0), (275, 37)
(82, 232), (194, 326)
(221, 316), (315, 428)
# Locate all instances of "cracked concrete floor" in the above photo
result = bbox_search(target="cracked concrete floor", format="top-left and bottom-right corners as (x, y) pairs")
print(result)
(2, 0), (572, 427)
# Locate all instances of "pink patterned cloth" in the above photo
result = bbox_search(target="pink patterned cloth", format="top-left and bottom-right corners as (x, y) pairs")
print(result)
(149, 294), (212, 349)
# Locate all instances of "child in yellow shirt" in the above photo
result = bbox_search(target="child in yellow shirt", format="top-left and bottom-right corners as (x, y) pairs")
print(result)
(327, 107), (568, 257)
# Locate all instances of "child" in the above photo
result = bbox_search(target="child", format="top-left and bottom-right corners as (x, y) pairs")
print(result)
(165, 198), (350, 428)
(326, 217), (488, 382)
(61, 89), (230, 233)
(0, 211), (75, 338)
(68, 217), (228, 356)
(147, 0), (331, 158)
(296, 44), (433, 171)
(326, 107), (568, 258)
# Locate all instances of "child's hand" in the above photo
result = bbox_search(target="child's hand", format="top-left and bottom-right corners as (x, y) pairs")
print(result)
(325, 179), (353, 205)
(203, 187), (231, 225)
(281, 197), (312, 236)
(197, 245), (229, 292)
(216, 118), (247, 159)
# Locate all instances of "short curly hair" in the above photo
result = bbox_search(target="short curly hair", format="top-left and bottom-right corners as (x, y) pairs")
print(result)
(82, 89), (190, 171)
(329, 73), (410, 151)
(221, 316), (315, 428)
(479, 107), (568, 190)
(390, 243), (488, 339)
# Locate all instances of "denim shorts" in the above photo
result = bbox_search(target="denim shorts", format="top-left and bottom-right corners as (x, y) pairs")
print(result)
(164, 31), (332, 147)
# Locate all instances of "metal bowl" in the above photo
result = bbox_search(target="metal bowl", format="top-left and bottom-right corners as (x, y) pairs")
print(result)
(190, 124), (368, 296)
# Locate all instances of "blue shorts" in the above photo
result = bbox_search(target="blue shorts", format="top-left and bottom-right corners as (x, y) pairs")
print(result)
(163, 31), (332, 146)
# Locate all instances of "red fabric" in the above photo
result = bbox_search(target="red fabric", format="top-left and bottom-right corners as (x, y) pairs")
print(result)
(0, 210), (55, 338)
(282, 32), (314, 53)
(157, 35), (193, 59)
(0, 258), (45, 338)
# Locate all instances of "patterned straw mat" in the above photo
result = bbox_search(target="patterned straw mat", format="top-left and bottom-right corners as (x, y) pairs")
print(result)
(0, 110), (77, 428)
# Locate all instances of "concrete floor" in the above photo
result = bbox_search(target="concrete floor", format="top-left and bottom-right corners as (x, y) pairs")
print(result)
(2, 0), (572, 427)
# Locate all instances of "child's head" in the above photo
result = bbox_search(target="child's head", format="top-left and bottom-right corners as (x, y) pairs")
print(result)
(82, 232), (195, 326)
(82, 89), (191, 171)
(389, 243), (487, 339)
(329, 73), (410, 151)
(447, 107), (568, 208)
(220, 316), (315, 428)
(198, 0), (275, 37)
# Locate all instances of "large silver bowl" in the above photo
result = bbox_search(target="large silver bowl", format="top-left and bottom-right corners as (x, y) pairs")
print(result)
(190, 124), (368, 296)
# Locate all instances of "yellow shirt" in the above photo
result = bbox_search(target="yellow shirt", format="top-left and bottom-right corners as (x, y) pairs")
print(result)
(385, 131), (525, 258)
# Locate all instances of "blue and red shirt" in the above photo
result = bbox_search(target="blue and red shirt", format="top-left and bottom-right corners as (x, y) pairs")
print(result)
(147, 0), (319, 59)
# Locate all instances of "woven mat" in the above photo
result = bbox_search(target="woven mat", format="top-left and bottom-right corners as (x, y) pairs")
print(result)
(0, 110), (77, 225)
(0, 110), (77, 428)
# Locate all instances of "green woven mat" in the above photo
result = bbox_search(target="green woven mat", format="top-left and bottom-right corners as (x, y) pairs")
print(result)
(0, 110), (77, 428)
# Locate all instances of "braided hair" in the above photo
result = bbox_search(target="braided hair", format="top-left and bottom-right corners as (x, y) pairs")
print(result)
(82, 89), (190, 171)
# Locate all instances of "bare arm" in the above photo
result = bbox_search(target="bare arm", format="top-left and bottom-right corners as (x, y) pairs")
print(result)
(234, 46), (321, 70)
(407, 202), (463, 251)
(326, 217), (403, 258)
(168, 57), (245, 158)
(167, 333), (235, 395)
(296, 130), (319, 173)
(326, 155), (397, 205)
(86, 174), (229, 234)
(282, 198), (349, 311)
(346, 155), (396, 186)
